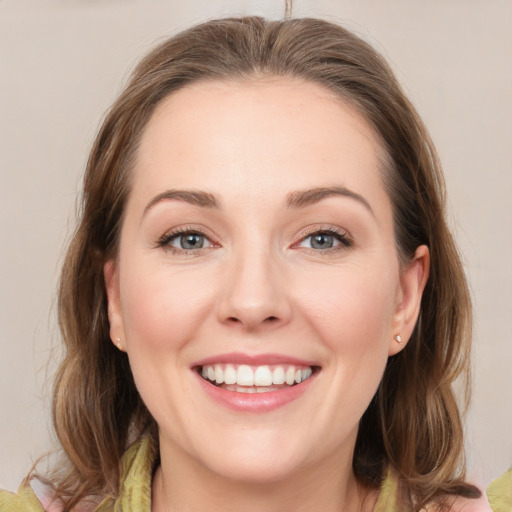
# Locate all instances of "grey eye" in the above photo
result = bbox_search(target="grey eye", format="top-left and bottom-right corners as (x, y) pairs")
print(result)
(309, 233), (335, 249)
(296, 229), (352, 251)
(170, 233), (209, 250)
(299, 232), (342, 250)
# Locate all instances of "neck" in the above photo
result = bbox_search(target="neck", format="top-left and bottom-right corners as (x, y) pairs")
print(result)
(152, 434), (378, 512)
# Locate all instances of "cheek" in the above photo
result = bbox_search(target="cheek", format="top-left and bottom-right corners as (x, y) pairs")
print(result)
(296, 262), (398, 360)
(118, 263), (216, 430)
(119, 263), (214, 354)
(284, 264), (398, 451)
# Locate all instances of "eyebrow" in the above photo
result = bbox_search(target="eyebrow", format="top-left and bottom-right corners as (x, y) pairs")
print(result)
(143, 189), (221, 217)
(286, 186), (374, 216)
(142, 185), (374, 217)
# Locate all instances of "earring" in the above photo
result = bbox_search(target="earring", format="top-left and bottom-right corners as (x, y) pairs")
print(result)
(395, 334), (403, 344)
(115, 337), (123, 351)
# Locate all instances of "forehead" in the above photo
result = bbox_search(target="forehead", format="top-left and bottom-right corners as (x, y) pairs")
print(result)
(130, 77), (390, 217)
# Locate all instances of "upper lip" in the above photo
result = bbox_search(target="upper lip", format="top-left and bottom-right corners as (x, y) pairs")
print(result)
(192, 352), (319, 368)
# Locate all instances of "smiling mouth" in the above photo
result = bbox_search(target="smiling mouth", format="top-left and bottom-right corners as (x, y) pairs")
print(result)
(198, 363), (318, 393)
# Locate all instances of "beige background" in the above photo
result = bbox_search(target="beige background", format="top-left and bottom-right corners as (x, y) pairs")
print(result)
(1, 0), (511, 492)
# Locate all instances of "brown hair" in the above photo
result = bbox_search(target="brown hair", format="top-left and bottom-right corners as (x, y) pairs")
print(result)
(46, 16), (479, 510)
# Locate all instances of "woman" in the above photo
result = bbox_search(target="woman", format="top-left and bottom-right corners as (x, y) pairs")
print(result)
(0, 16), (490, 512)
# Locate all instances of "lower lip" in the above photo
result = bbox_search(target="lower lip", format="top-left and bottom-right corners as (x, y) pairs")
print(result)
(195, 371), (318, 413)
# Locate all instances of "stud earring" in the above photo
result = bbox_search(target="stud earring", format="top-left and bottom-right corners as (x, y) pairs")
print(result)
(395, 334), (403, 344)
(115, 337), (123, 351)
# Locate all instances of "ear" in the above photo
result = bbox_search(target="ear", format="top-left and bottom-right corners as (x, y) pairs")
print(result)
(389, 245), (430, 356)
(104, 259), (125, 351)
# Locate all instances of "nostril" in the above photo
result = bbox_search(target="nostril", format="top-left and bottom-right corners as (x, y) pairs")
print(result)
(226, 315), (279, 325)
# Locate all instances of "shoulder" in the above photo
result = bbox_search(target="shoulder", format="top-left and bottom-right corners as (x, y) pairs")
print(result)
(0, 484), (45, 512)
(377, 472), (491, 512)
(487, 468), (512, 512)
(0, 479), (67, 512)
(379, 471), (492, 512)
(438, 493), (493, 512)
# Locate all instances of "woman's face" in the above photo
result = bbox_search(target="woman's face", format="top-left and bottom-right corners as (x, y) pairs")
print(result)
(105, 78), (427, 483)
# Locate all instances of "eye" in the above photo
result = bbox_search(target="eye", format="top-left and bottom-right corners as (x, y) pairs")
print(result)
(157, 229), (214, 252)
(297, 229), (352, 251)
(171, 232), (209, 250)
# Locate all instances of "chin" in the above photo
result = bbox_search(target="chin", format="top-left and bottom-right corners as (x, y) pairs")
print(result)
(203, 451), (306, 484)
(186, 427), (319, 484)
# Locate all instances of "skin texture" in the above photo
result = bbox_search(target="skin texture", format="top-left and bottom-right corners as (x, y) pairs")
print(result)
(104, 78), (430, 512)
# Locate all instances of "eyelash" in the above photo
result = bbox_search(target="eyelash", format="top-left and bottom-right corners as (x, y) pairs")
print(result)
(156, 226), (353, 254)
(294, 227), (353, 252)
(156, 227), (216, 255)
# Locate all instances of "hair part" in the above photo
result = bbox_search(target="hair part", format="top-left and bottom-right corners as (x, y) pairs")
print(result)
(44, 16), (479, 510)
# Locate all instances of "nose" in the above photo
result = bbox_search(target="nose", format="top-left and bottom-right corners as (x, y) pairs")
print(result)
(216, 248), (292, 331)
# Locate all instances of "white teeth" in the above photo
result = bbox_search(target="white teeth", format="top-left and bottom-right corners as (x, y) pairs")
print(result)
(301, 367), (312, 381)
(224, 364), (237, 385)
(215, 365), (223, 384)
(254, 366), (272, 386)
(237, 365), (254, 386)
(200, 363), (315, 389)
(285, 366), (296, 385)
(272, 366), (285, 385)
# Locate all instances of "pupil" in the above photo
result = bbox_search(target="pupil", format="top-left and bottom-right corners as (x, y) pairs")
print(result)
(181, 234), (203, 249)
(312, 233), (333, 249)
